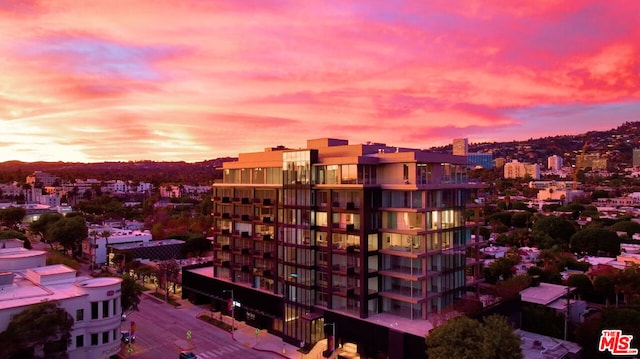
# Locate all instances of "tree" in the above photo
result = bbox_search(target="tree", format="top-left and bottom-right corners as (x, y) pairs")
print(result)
(426, 315), (522, 359)
(483, 257), (516, 284)
(593, 275), (616, 306)
(158, 259), (181, 299)
(611, 220), (640, 237)
(531, 215), (576, 247)
(0, 206), (26, 230)
(29, 213), (63, 249)
(0, 302), (74, 359)
(121, 273), (143, 314)
(567, 274), (593, 300)
(570, 228), (620, 256)
(47, 216), (88, 257)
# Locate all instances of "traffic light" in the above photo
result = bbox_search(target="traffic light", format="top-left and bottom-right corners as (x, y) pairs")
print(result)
(227, 298), (233, 311)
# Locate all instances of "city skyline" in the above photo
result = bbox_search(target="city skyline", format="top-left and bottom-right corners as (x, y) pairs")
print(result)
(1, 1), (639, 163)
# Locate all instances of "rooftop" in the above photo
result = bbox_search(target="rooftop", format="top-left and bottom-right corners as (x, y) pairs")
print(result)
(520, 283), (571, 305)
(111, 239), (184, 250)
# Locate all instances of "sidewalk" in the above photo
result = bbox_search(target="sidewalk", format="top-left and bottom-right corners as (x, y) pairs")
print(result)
(171, 295), (330, 359)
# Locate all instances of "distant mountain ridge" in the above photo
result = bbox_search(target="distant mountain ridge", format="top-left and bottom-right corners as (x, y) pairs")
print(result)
(431, 121), (640, 167)
(0, 158), (237, 185)
(1, 121), (639, 184)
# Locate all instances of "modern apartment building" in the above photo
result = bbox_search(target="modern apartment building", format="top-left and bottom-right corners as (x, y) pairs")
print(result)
(452, 138), (494, 168)
(182, 138), (483, 358)
(547, 155), (563, 171)
(504, 160), (541, 179)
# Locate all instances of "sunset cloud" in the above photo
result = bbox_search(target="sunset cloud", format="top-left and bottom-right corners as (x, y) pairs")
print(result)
(0, 0), (639, 162)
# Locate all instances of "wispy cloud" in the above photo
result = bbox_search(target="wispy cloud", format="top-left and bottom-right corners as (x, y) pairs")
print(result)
(0, 0), (639, 162)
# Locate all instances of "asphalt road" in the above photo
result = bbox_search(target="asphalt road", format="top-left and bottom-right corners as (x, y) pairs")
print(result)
(121, 295), (280, 359)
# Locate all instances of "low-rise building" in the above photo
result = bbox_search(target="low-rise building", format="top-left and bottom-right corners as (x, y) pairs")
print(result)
(84, 228), (152, 267)
(0, 247), (123, 359)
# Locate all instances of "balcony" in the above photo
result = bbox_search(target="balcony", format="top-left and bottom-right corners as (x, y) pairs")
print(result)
(346, 202), (356, 210)
(241, 197), (251, 204)
(263, 216), (272, 223)
(241, 265), (252, 273)
(332, 244), (357, 254)
(222, 197), (231, 203)
(241, 214), (251, 221)
(259, 234), (273, 241)
(263, 198), (273, 206)
(331, 264), (355, 275)
(232, 247), (251, 255)
(222, 213), (231, 219)
(253, 250), (272, 259)
(241, 231), (251, 238)
(332, 285), (355, 297)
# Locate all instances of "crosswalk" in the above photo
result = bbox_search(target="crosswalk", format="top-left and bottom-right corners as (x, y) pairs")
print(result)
(194, 342), (247, 358)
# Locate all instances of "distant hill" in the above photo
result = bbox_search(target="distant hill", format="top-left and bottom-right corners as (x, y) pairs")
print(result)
(0, 158), (237, 185)
(430, 121), (640, 167)
(2, 121), (639, 184)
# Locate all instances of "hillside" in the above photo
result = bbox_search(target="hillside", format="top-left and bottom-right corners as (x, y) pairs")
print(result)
(431, 121), (640, 167)
(1, 121), (639, 184)
(0, 158), (236, 185)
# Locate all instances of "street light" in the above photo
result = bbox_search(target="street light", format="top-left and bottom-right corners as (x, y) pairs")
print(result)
(324, 322), (336, 358)
(223, 289), (234, 339)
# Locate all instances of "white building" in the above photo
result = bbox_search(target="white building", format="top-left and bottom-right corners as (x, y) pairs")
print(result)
(504, 160), (540, 180)
(85, 228), (153, 266)
(0, 247), (123, 359)
(547, 155), (563, 171)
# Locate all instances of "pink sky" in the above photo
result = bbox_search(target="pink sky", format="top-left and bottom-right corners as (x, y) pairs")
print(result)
(1, 0), (639, 162)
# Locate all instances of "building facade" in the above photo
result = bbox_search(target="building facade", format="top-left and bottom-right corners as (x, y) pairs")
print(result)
(0, 246), (123, 359)
(182, 138), (483, 358)
(504, 160), (541, 179)
(547, 155), (563, 171)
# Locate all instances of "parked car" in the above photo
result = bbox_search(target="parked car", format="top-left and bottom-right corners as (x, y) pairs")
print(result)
(179, 352), (197, 359)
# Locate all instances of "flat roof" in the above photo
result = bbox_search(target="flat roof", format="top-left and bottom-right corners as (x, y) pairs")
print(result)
(520, 283), (570, 305)
(111, 239), (184, 250)
(0, 272), (89, 311)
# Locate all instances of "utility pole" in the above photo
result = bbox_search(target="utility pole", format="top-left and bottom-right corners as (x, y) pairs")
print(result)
(564, 285), (571, 341)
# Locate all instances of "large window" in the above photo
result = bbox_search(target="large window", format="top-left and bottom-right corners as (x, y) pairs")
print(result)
(76, 309), (84, 321)
(91, 302), (98, 320)
(340, 164), (357, 184)
(91, 333), (98, 346)
(102, 300), (109, 318)
(76, 335), (84, 348)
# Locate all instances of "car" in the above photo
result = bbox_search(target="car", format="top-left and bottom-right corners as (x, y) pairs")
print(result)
(121, 330), (136, 343)
(179, 352), (197, 359)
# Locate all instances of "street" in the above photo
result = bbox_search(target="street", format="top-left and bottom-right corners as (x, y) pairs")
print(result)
(122, 294), (281, 359)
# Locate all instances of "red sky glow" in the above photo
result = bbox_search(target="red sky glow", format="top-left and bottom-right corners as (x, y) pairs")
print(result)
(1, 0), (639, 162)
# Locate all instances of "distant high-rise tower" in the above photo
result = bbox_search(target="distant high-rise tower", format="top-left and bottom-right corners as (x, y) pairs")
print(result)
(452, 138), (468, 156)
(547, 155), (563, 170)
(634, 148), (640, 167)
